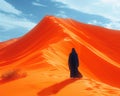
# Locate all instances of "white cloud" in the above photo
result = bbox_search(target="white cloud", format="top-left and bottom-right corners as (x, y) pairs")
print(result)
(0, 0), (22, 15)
(88, 20), (120, 30)
(0, 0), (37, 41)
(105, 21), (120, 30)
(88, 20), (103, 25)
(55, 11), (67, 18)
(0, 13), (36, 31)
(101, 0), (120, 4)
(32, 2), (47, 7)
(0, 0), (36, 32)
(52, 0), (120, 30)
(52, 0), (120, 21)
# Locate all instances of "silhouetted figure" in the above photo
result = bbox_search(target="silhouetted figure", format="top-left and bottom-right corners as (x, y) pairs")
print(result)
(68, 48), (82, 78)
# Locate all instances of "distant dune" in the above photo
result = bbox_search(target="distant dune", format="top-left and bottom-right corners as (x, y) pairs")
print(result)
(0, 16), (120, 96)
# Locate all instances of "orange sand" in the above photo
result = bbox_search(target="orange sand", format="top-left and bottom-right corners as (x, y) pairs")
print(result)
(0, 16), (120, 96)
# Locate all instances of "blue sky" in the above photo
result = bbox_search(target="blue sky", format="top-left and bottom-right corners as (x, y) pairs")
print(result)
(0, 0), (120, 41)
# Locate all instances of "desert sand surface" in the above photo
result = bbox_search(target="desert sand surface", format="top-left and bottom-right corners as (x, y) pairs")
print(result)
(0, 16), (120, 96)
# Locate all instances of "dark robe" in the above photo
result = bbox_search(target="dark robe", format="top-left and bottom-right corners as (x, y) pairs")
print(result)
(68, 48), (82, 78)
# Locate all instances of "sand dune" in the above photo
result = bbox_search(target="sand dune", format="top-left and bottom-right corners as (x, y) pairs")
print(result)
(0, 16), (120, 96)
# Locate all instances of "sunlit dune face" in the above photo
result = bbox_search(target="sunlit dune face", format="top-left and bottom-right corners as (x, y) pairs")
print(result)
(0, 16), (120, 96)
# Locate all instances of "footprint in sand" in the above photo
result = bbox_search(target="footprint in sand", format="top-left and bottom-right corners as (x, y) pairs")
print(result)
(85, 87), (93, 91)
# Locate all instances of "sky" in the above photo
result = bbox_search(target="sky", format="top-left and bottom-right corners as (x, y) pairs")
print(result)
(0, 0), (120, 41)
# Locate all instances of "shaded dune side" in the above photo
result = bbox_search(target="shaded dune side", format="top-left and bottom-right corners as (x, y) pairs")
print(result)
(0, 16), (68, 68)
(0, 16), (120, 88)
(0, 38), (18, 49)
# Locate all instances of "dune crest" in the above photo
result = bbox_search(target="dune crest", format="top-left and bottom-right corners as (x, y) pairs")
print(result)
(0, 16), (120, 96)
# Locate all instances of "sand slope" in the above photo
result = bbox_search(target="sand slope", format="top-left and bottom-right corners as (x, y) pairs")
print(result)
(0, 16), (120, 96)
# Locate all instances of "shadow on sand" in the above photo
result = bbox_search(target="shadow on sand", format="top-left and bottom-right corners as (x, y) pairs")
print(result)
(37, 78), (80, 96)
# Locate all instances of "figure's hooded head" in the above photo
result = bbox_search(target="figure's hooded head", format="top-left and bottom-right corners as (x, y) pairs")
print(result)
(72, 48), (76, 53)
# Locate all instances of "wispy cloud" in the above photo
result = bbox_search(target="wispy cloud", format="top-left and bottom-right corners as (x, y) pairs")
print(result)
(0, 13), (36, 31)
(52, 0), (120, 21)
(104, 21), (120, 30)
(88, 20), (103, 25)
(88, 20), (120, 30)
(52, 0), (120, 30)
(55, 11), (67, 18)
(0, 0), (22, 15)
(0, 0), (36, 32)
(32, 2), (47, 7)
